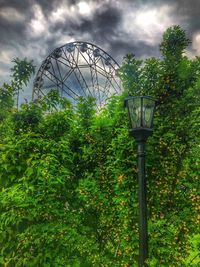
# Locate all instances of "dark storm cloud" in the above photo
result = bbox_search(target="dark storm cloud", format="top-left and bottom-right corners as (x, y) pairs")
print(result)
(174, 0), (200, 38)
(108, 39), (159, 62)
(34, 0), (64, 17)
(77, 4), (131, 62)
(49, 3), (121, 36)
(93, 4), (121, 31)
(89, 2), (159, 60)
(67, 1), (159, 61)
(0, 0), (58, 14)
(0, 2), (31, 48)
(1, 0), (200, 88)
(0, 0), (198, 54)
(76, 4), (122, 41)
(45, 2), (123, 61)
(0, 0), (74, 49)
(0, 17), (26, 47)
(0, 0), (31, 12)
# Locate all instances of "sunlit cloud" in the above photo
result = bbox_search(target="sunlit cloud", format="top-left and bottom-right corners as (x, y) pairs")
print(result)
(0, 7), (25, 22)
(51, 6), (68, 23)
(55, 36), (75, 48)
(29, 5), (47, 36)
(50, 0), (98, 25)
(78, 2), (91, 16)
(0, 51), (14, 63)
(121, 4), (177, 45)
(0, 50), (17, 83)
(192, 32), (200, 55)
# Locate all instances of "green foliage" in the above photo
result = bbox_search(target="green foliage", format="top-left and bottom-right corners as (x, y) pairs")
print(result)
(12, 103), (43, 134)
(0, 26), (199, 266)
(11, 57), (35, 88)
(39, 90), (72, 112)
(184, 234), (200, 266)
(118, 53), (142, 95)
(0, 83), (14, 122)
(160, 25), (190, 61)
(10, 57), (35, 108)
(76, 96), (96, 129)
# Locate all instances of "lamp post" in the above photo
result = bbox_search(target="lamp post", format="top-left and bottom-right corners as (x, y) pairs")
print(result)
(124, 96), (156, 267)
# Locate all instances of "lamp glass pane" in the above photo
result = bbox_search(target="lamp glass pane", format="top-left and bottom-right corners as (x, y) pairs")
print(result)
(142, 97), (155, 128)
(127, 98), (141, 128)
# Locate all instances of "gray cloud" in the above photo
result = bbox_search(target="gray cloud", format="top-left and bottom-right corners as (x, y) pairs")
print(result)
(0, 0), (200, 90)
(0, 0), (31, 12)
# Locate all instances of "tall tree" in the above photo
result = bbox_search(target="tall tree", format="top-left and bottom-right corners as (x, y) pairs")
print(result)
(0, 26), (199, 266)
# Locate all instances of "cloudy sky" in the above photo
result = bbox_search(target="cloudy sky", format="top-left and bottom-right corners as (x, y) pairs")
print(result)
(0, 0), (200, 93)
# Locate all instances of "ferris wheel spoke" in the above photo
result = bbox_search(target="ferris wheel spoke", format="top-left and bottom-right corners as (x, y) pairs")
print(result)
(62, 68), (74, 83)
(68, 49), (93, 98)
(41, 71), (63, 94)
(89, 51), (101, 105)
(44, 69), (79, 99)
(62, 48), (88, 98)
(55, 58), (66, 96)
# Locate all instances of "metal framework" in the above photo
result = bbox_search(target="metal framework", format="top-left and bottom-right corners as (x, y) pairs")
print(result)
(32, 41), (121, 110)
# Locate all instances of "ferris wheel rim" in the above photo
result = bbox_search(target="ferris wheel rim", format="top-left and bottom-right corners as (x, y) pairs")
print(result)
(32, 41), (121, 109)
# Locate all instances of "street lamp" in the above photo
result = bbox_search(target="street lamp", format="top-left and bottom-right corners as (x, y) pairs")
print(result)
(124, 95), (156, 267)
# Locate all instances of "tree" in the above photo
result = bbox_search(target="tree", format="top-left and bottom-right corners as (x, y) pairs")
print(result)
(0, 26), (199, 266)
(11, 57), (35, 108)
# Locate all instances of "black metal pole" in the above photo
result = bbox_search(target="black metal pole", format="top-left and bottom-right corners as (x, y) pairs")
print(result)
(137, 140), (148, 267)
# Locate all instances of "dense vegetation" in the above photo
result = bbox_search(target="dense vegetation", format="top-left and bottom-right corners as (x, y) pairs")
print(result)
(0, 26), (199, 266)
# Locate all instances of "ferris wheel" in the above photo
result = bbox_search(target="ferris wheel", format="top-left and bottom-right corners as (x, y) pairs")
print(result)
(32, 41), (121, 110)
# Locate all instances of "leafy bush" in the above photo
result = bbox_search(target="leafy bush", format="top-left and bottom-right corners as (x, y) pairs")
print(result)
(0, 26), (199, 266)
